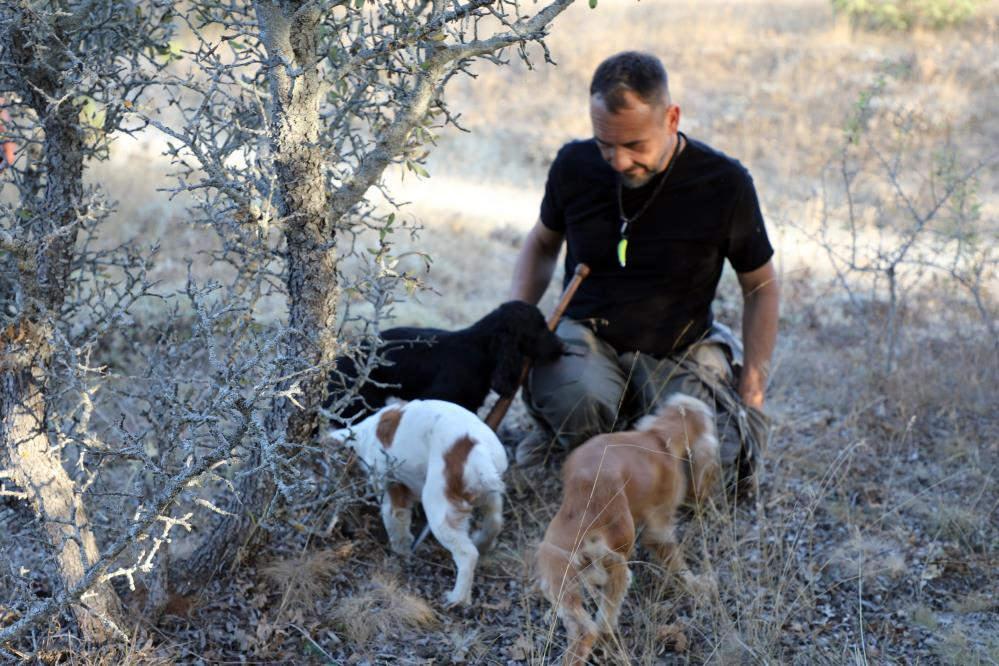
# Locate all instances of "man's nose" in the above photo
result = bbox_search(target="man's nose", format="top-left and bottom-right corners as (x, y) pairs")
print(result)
(607, 147), (632, 173)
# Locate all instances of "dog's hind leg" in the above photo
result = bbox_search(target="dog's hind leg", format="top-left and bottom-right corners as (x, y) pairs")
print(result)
(537, 542), (598, 666)
(382, 483), (415, 555)
(642, 513), (716, 597)
(424, 494), (478, 607)
(592, 549), (631, 636)
(559, 590), (599, 666)
(471, 491), (503, 553)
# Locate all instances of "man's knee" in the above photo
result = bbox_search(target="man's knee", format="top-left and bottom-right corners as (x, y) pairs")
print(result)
(689, 343), (732, 383)
(551, 392), (622, 449)
(524, 319), (627, 448)
(526, 376), (623, 448)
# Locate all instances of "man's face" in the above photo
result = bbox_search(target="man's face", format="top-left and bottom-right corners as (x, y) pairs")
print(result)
(590, 89), (680, 189)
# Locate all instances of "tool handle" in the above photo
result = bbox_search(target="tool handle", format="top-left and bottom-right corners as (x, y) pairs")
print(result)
(484, 263), (590, 432)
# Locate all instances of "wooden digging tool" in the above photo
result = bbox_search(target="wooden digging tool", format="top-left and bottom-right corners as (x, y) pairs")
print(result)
(484, 263), (591, 432)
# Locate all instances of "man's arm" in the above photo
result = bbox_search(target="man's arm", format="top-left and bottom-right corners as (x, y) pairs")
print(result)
(509, 219), (564, 305)
(736, 259), (779, 409)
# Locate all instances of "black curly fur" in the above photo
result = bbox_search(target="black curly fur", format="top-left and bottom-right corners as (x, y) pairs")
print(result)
(326, 301), (564, 420)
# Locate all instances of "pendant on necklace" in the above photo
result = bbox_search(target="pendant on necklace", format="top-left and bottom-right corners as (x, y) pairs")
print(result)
(617, 237), (628, 267)
(617, 219), (630, 268)
(614, 133), (683, 271)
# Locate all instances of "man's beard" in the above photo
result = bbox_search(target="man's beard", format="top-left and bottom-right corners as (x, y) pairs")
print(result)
(621, 170), (656, 189)
(621, 135), (677, 189)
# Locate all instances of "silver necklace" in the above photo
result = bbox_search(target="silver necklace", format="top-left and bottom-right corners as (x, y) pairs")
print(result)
(615, 133), (683, 268)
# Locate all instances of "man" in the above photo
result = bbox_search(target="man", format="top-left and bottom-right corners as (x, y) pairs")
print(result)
(510, 51), (779, 487)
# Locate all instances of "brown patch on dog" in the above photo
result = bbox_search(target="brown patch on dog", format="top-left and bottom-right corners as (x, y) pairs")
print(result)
(387, 483), (414, 509)
(443, 435), (476, 506)
(376, 405), (406, 448)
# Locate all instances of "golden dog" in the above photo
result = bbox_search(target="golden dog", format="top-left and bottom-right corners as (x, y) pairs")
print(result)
(535, 394), (720, 664)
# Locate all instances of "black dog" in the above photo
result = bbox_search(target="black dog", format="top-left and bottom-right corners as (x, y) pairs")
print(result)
(326, 301), (564, 420)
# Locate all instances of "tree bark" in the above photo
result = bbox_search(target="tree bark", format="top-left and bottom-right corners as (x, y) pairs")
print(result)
(1, 333), (122, 642)
(0, 89), (125, 641)
(177, 0), (336, 589)
(262, 0), (338, 444)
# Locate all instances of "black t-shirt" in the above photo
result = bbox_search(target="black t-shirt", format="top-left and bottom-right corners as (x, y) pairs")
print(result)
(540, 135), (773, 357)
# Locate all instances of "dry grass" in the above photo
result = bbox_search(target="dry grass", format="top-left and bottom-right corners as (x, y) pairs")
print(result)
(260, 547), (344, 616)
(330, 573), (439, 646)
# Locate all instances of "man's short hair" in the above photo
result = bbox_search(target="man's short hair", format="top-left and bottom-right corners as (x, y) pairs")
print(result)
(590, 51), (670, 112)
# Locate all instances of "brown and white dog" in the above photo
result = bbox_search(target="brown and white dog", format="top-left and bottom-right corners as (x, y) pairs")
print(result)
(535, 394), (720, 664)
(323, 399), (507, 607)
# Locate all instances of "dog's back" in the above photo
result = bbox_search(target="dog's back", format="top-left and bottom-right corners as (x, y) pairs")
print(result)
(414, 400), (507, 503)
(324, 301), (563, 419)
(330, 399), (506, 497)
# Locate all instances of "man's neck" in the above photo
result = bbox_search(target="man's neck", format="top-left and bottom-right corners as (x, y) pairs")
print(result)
(657, 132), (686, 174)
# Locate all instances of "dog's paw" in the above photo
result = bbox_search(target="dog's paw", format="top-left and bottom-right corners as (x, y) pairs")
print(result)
(443, 588), (471, 608)
(389, 540), (413, 557)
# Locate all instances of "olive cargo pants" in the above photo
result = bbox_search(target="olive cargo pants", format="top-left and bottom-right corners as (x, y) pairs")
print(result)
(524, 319), (769, 487)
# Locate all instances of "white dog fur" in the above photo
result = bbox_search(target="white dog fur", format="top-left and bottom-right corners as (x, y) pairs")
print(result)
(323, 399), (508, 606)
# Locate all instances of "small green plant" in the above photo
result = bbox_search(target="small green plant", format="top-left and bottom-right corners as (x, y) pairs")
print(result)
(831, 0), (981, 30)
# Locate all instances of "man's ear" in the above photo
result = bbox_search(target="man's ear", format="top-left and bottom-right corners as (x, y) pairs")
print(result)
(665, 103), (681, 133)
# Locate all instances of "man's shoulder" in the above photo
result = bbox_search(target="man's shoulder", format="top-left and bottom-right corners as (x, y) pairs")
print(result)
(682, 135), (753, 185)
(552, 138), (602, 168)
(547, 139), (613, 191)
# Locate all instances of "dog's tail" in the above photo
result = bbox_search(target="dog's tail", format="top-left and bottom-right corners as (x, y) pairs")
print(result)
(574, 533), (628, 590)
(476, 463), (506, 498)
(638, 394), (720, 504)
(466, 432), (507, 498)
(665, 394), (720, 504)
(535, 541), (600, 666)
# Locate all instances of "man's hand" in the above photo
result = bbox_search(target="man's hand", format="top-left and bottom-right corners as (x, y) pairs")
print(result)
(737, 260), (779, 410)
(739, 365), (768, 410)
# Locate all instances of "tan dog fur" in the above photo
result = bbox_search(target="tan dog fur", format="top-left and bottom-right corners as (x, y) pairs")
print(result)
(535, 394), (720, 664)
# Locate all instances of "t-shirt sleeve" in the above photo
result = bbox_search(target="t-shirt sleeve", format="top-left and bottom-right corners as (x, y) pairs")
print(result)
(539, 148), (566, 233)
(725, 169), (774, 273)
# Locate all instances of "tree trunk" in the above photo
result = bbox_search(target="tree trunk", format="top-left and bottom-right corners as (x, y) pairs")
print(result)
(1, 324), (123, 642)
(177, 1), (337, 589)
(0, 91), (125, 640)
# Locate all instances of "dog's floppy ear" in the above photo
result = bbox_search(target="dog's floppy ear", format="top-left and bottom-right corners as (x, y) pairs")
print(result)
(533, 323), (566, 362)
(513, 302), (564, 362)
(490, 327), (524, 397)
